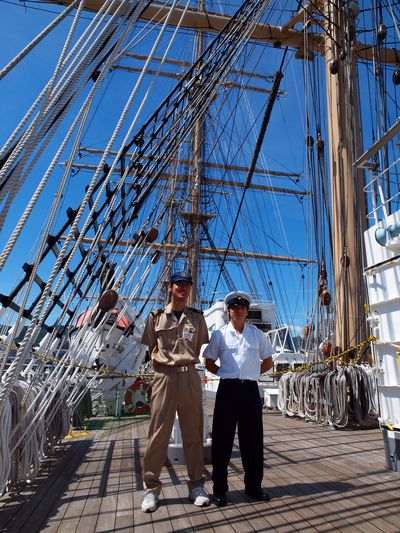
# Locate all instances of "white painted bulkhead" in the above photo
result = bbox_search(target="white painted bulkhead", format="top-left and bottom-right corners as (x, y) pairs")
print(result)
(364, 209), (400, 470)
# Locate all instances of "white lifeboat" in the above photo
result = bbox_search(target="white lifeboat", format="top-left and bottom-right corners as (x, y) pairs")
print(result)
(69, 294), (146, 390)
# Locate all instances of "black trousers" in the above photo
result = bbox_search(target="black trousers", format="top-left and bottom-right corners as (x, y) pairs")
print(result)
(211, 378), (264, 495)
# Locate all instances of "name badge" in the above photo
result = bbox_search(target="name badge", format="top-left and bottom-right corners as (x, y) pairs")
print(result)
(183, 326), (194, 341)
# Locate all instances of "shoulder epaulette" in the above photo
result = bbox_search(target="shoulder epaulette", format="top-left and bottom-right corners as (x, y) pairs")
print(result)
(189, 307), (203, 315)
(151, 308), (164, 317)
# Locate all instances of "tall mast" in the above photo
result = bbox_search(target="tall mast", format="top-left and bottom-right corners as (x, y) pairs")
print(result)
(187, 0), (205, 306)
(324, 0), (367, 351)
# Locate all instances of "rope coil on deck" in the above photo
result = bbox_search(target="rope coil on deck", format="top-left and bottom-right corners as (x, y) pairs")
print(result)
(276, 337), (379, 428)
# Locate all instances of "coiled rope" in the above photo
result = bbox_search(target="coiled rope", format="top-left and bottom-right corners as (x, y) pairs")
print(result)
(277, 337), (379, 428)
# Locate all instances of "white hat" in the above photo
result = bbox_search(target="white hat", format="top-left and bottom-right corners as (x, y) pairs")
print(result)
(224, 291), (252, 309)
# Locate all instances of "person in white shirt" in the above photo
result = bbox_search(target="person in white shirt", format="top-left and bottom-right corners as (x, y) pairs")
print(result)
(203, 290), (274, 506)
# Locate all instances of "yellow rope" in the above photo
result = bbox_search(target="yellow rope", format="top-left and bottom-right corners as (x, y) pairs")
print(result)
(64, 426), (90, 439)
(1, 336), (378, 381)
(261, 335), (378, 378)
(31, 349), (152, 379)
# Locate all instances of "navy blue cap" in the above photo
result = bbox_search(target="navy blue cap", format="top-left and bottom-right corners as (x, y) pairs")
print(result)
(170, 271), (193, 285)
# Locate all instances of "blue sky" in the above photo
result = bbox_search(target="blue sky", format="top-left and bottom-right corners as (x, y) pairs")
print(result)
(0, 1), (317, 331)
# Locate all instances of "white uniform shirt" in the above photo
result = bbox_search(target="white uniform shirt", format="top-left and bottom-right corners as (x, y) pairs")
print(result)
(203, 322), (274, 381)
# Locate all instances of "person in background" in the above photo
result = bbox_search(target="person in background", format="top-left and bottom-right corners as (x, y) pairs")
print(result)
(204, 290), (274, 507)
(140, 272), (210, 512)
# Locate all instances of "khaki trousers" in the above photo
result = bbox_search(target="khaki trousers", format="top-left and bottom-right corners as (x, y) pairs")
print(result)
(143, 366), (204, 495)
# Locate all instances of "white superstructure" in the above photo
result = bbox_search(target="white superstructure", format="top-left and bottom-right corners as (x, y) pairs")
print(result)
(364, 209), (400, 471)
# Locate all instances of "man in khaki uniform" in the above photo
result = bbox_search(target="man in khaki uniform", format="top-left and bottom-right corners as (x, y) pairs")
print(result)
(140, 272), (210, 512)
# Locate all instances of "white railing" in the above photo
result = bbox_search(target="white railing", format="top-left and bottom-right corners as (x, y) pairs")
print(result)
(364, 155), (400, 224)
(266, 325), (296, 353)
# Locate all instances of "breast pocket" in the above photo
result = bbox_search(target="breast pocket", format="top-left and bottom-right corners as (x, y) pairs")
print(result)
(242, 340), (259, 359)
(222, 343), (237, 358)
(155, 324), (177, 352)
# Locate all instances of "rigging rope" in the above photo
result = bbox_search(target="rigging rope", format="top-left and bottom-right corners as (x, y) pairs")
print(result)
(0, 0), (278, 492)
(210, 47), (289, 302)
(0, 1), (148, 401)
(0, 0), (82, 81)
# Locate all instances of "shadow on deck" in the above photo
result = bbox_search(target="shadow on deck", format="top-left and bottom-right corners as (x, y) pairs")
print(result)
(1, 410), (399, 532)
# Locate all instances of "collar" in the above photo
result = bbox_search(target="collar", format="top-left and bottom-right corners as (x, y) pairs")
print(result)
(165, 302), (187, 315)
(228, 321), (247, 334)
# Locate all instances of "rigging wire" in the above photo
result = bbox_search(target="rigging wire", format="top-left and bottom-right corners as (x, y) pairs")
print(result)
(0, 0), (82, 81)
(0, 0), (396, 495)
(210, 47), (289, 302)
(1, 0), (278, 365)
(0, 0), (150, 402)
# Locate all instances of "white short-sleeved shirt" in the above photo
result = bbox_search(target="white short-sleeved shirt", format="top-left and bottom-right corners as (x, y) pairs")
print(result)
(203, 322), (274, 381)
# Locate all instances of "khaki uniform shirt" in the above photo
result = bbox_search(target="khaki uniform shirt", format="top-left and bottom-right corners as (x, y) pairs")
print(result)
(141, 302), (209, 368)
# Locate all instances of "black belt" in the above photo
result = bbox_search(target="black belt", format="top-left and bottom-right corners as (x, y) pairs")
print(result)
(223, 378), (255, 383)
(177, 365), (190, 373)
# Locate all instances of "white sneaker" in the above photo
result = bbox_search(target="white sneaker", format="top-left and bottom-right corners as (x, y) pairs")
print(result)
(141, 491), (159, 512)
(189, 486), (210, 507)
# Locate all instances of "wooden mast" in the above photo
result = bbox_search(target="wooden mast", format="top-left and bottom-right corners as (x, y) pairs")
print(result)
(39, 0), (381, 328)
(187, 0), (205, 306)
(323, 0), (367, 351)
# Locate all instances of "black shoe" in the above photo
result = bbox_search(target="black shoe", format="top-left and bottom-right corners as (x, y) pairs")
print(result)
(213, 493), (228, 507)
(245, 488), (271, 502)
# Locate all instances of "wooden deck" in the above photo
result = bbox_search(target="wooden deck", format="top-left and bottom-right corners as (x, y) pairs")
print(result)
(1, 406), (399, 533)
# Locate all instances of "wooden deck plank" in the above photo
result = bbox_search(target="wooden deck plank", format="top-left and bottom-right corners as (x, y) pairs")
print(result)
(1, 408), (400, 533)
(227, 475), (279, 532)
(163, 466), (201, 532)
(130, 418), (155, 533)
(0, 439), (92, 533)
(54, 436), (113, 533)
(0, 445), (70, 529)
(93, 423), (129, 531)
(264, 414), (398, 533)
(113, 422), (135, 532)
(272, 473), (374, 533)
